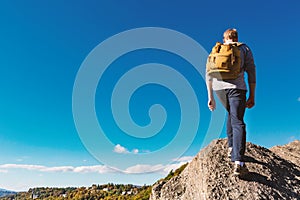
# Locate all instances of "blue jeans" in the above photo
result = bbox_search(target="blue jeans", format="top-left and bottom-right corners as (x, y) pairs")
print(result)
(216, 89), (246, 162)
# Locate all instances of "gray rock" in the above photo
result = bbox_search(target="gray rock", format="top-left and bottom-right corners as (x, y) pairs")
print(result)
(150, 139), (300, 200)
(271, 140), (300, 166)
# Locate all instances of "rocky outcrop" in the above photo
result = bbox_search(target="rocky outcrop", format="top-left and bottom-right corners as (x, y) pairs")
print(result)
(271, 140), (300, 166)
(150, 139), (300, 200)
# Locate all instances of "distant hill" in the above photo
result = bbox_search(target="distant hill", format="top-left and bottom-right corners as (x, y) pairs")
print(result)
(0, 184), (151, 200)
(0, 189), (16, 198)
(150, 139), (300, 200)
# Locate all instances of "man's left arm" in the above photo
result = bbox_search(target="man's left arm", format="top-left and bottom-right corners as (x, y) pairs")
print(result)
(246, 83), (256, 108)
(243, 45), (256, 108)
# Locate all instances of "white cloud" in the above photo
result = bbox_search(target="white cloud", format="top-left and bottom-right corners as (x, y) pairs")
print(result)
(15, 156), (29, 162)
(0, 164), (118, 174)
(113, 144), (141, 154)
(0, 155), (193, 175)
(0, 164), (45, 171)
(124, 164), (164, 174)
(298, 97), (300, 102)
(162, 162), (188, 174)
(113, 144), (129, 154)
(41, 166), (74, 173)
(0, 162), (189, 175)
(172, 156), (194, 163)
(132, 149), (139, 154)
(287, 135), (300, 143)
(288, 136), (296, 142)
(73, 165), (118, 174)
(0, 169), (8, 173)
(123, 161), (189, 175)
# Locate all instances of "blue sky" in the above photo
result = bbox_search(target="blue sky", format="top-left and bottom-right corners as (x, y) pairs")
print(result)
(0, 0), (299, 191)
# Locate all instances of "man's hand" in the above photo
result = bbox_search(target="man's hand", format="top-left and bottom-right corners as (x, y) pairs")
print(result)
(247, 83), (256, 109)
(206, 79), (216, 111)
(208, 98), (216, 111)
(246, 96), (255, 108)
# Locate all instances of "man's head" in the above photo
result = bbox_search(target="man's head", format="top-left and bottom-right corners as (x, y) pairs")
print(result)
(223, 28), (238, 43)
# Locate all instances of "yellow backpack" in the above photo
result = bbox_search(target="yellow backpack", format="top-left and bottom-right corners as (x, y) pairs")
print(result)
(206, 42), (243, 80)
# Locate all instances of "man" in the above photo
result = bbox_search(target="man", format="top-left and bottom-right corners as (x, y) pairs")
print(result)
(206, 28), (256, 176)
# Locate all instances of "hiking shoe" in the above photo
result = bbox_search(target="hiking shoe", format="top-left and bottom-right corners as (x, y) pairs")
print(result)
(233, 164), (249, 176)
(227, 147), (232, 158)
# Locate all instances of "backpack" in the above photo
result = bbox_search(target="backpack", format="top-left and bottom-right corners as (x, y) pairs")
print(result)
(206, 42), (243, 80)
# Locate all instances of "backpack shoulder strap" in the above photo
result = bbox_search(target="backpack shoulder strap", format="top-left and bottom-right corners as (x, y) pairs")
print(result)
(211, 42), (222, 53)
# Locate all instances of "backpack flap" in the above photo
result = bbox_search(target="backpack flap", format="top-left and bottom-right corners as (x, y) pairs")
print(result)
(206, 42), (242, 80)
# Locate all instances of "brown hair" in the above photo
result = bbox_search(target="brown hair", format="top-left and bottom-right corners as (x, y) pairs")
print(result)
(223, 28), (238, 42)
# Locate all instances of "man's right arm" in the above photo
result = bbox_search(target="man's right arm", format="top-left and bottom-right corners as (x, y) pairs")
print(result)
(206, 76), (216, 111)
